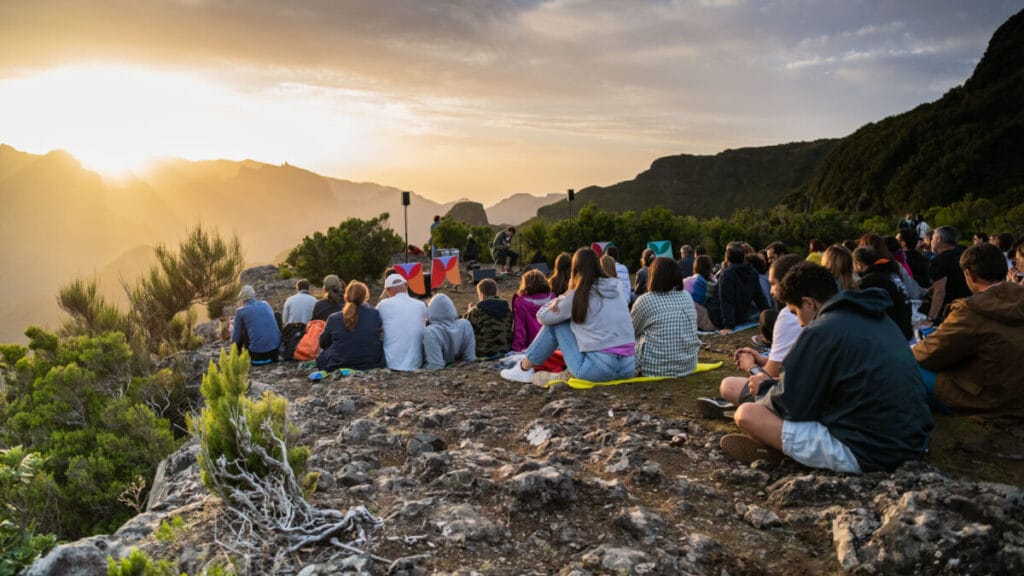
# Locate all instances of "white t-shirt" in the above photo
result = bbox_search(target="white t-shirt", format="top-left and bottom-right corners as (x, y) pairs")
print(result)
(768, 307), (802, 363)
(376, 292), (427, 371)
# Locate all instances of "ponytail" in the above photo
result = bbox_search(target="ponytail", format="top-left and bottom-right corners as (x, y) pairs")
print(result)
(343, 281), (368, 331)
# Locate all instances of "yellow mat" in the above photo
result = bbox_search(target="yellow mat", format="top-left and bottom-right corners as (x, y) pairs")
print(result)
(558, 361), (724, 389)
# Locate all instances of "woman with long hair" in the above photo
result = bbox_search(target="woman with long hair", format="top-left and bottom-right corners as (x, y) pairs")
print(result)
(312, 274), (345, 320)
(822, 244), (856, 290)
(511, 269), (555, 351)
(501, 248), (636, 382)
(316, 281), (385, 371)
(859, 233), (922, 299)
(548, 252), (572, 295)
(633, 249), (657, 297)
(631, 257), (700, 377)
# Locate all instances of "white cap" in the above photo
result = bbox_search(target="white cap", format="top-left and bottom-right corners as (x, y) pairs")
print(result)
(384, 274), (407, 288)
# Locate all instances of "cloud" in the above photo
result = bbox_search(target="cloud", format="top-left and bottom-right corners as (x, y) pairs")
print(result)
(1, 0), (1022, 201)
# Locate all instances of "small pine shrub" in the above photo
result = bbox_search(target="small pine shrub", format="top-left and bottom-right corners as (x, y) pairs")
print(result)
(189, 347), (311, 499)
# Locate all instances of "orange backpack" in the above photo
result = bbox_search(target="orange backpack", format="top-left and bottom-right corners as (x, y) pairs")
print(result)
(293, 319), (326, 361)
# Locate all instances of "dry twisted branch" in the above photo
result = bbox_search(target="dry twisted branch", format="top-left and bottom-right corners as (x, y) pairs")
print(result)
(199, 408), (384, 573)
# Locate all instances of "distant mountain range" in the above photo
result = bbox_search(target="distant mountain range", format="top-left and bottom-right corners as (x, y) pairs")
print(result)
(538, 8), (1023, 221)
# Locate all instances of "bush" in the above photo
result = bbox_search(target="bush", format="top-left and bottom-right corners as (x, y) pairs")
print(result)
(1, 329), (179, 538)
(128, 226), (243, 353)
(0, 447), (57, 575)
(189, 347), (311, 499)
(57, 278), (129, 337)
(106, 548), (181, 576)
(286, 214), (405, 283)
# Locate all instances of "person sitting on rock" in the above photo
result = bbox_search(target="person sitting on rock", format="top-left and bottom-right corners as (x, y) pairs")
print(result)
(716, 254), (805, 407)
(921, 226), (971, 327)
(720, 262), (932, 473)
(713, 243), (770, 335)
(633, 249), (657, 298)
(912, 243), (1024, 417)
(282, 279), (317, 325)
(677, 244), (695, 280)
(605, 245), (633, 305)
(464, 233), (480, 264)
(548, 252), (572, 296)
(231, 284), (282, 365)
(464, 278), (512, 358)
(491, 226), (518, 273)
(376, 274), (427, 371)
(423, 293), (476, 370)
(631, 257), (699, 377)
(312, 274), (345, 321)
(853, 247), (914, 341)
(500, 248), (635, 383)
(316, 281), (385, 372)
(510, 270), (554, 352)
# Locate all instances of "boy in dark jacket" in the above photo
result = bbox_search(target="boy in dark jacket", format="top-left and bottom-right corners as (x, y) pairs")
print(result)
(714, 244), (770, 334)
(464, 278), (512, 358)
(721, 262), (932, 473)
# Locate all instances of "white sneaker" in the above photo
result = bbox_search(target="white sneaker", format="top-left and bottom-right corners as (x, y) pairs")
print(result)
(499, 352), (526, 368)
(501, 363), (535, 383)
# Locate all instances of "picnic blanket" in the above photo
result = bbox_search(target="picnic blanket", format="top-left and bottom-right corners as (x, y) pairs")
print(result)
(557, 361), (724, 389)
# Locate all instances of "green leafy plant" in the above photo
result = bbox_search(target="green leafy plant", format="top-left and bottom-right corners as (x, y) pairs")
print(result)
(285, 213), (405, 283)
(189, 347), (311, 498)
(107, 548), (182, 576)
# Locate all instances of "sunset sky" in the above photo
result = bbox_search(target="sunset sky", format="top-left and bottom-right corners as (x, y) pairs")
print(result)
(1, 0), (1021, 203)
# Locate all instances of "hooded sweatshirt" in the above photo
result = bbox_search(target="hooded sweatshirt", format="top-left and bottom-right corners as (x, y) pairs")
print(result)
(913, 281), (1024, 418)
(423, 294), (476, 370)
(768, 288), (933, 472)
(536, 277), (635, 353)
(717, 263), (770, 329)
(465, 296), (512, 357)
(511, 292), (554, 351)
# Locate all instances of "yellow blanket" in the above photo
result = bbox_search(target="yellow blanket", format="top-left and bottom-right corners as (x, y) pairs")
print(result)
(557, 361), (724, 389)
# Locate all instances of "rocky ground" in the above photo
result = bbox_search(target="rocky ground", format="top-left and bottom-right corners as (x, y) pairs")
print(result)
(28, 266), (1024, 575)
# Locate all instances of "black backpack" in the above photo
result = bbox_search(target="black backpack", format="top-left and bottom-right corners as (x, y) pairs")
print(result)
(280, 322), (307, 361)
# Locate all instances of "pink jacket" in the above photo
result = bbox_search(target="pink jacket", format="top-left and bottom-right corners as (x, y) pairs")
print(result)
(511, 292), (555, 351)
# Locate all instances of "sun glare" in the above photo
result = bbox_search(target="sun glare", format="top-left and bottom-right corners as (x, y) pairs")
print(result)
(0, 64), (385, 177)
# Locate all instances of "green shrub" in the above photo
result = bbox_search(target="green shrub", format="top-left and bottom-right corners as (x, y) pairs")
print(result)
(107, 548), (182, 576)
(190, 347), (311, 499)
(0, 447), (57, 576)
(286, 213), (405, 283)
(128, 226), (243, 353)
(2, 330), (179, 538)
(57, 278), (129, 338)
(1, 519), (56, 576)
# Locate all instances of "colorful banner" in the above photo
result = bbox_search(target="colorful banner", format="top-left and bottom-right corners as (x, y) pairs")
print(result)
(647, 240), (673, 258)
(431, 255), (461, 288)
(591, 241), (613, 258)
(394, 262), (426, 295)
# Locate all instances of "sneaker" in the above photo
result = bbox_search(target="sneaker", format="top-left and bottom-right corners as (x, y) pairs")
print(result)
(500, 362), (535, 383)
(499, 352), (527, 368)
(697, 397), (735, 420)
(720, 433), (784, 465)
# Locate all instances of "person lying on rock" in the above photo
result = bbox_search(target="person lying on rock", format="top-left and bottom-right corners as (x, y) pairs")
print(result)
(912, 243), (1024, 418)
(720, 262), (933, 473)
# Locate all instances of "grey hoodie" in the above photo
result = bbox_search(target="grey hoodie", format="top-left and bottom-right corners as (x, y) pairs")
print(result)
(423, 294), (476, 370)
(537, 277), (635, 352)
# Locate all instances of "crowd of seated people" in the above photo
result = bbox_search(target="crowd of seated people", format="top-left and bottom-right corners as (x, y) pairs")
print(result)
(222, 220), (1021, 479)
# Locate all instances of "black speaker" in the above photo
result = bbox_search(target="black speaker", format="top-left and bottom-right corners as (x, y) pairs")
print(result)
(402, 191), (410, 206)
(567, 188), (575, 202)
(527, 262), (550, 275)
(472, 268), (497, 284)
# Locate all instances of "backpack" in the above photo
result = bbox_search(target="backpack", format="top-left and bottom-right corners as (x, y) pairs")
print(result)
(280, 322), (307, 361)
(293, 319), (326, 361)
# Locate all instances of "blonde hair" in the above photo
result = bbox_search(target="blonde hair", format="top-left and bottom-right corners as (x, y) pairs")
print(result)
(342, 281), (368, 331)
(600, 255), (617, 279)
(822, 245), (856, 290)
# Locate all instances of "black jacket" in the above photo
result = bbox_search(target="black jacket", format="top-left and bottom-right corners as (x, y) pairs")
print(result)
(858, 265), (913, 341)
(769, 288), (933, 472)
(716, 263), (770, 329)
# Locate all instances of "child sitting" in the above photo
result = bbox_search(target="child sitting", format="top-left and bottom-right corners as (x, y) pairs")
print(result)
(511, 270), (555, 351)
(464, 278), (512, 358)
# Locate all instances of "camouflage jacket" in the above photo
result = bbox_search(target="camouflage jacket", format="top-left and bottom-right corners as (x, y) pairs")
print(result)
(464, 297), (513, 358)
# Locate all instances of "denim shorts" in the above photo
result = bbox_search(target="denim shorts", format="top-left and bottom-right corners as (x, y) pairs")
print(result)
(781, 420), (862, 474)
